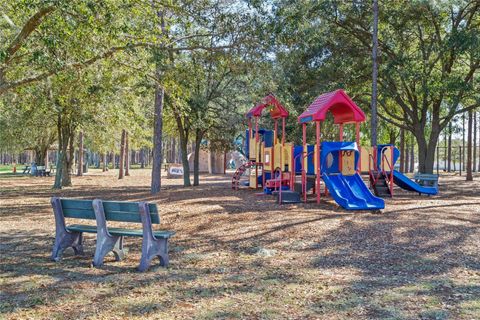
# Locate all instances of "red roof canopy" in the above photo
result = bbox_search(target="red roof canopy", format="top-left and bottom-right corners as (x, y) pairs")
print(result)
(298, 90), (366, 124)
(247, 94), (289, 119)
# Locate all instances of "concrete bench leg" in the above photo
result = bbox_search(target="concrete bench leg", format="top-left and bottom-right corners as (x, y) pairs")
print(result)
(51, 197), (84, 262)
(112, 236), (126, 261)
(138, 202), (170, 272)
(51, 231), (84, 262)
(92, 200), (127, 267)
(93, 235), (124, 266)
(138, 237), (169, 272)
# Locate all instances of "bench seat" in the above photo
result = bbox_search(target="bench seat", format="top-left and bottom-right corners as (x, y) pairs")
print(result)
(67, 224), (175, 238)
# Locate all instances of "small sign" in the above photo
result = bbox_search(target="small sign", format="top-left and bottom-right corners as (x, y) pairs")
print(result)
(167, 164), (184, 179)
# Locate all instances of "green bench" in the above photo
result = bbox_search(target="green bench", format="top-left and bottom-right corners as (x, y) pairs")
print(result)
(51, 197), (175, 271)
(414, 173), (439, 188)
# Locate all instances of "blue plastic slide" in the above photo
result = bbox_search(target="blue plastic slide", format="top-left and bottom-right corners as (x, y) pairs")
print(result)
(392, 170), (438, 195)
(322, 173), (385, 210)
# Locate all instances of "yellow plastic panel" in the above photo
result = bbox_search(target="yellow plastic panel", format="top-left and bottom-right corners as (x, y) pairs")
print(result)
(249, 171), (257, 189)
(249, 137), (256, 161)
(274, 143), (282, 169)
(360, 146), (371, 172)
(264, 147), (272, 171)
(341, 150), (356, 175)
(282, 143), (293, 172)
(381, 146), (394, 171)
(260, 142), (264, 163)
(303, 145), (308, 172)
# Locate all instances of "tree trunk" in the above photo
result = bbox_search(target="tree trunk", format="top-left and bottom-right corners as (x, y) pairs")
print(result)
(54, 114), (66, 189)
(409, 136), (414, 173)
(473, 112), (477, 172)
(370, 0), (379, 147)
(389, 129), (396, 145)
(180, 134), (191, 187)
(414, 121), (441, 174)
(466, 110), (473, 181)
(399, 128), (405, 173)
(102, 153), (107, 172)
(110, 151), (114, 170)
(447, 122), (452, 172)
(119, 129), (126, 179)
(443, 128), (447, 171)
(405, 142), (410, 173)
(125, 131), (130, 176)
(173, 113), (191, 187)
(62, 131), (74, 187)
(54, 112), (75, 188)
(77, 131), (84, 176)
(171, 137), (176, 163)
(224, 151), (227, 174)
(34, 145), (48, 167)
(478, 112), (480, 172)
(140, 148), (145, 168)
(462, 113), (466, 173)
(193, 129), (203, 186)
(151, 83), (164, 193)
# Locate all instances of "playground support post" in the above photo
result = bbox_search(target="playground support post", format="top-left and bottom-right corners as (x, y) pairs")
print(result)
(302, 123), (307, 202)
(274, 119), (278, 145)
(316, 121), (321, 204)
(390, 146), (394, 196)
(355, 122), (360, 173)
(282, 117), (286, 146)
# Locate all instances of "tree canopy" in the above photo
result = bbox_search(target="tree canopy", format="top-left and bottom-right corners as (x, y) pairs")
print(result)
(1, 0), (479, 184)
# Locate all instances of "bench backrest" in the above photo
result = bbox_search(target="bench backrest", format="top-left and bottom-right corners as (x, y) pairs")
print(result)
(60, 199), (160, 224)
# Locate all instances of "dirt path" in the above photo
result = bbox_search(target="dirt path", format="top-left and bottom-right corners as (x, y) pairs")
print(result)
(1, 169), (479, 319)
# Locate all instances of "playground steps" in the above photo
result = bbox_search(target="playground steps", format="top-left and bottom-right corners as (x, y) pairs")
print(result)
(272, 190), (301, 204)
(370, 171), (391, 197)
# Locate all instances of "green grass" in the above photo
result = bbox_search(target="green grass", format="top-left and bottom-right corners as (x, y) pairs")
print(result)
(0, 164), (14, 172)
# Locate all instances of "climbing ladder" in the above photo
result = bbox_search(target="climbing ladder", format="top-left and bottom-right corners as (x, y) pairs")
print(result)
(368, 147), (394, 197)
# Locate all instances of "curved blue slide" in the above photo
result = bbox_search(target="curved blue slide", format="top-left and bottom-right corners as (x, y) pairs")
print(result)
(392, 170), (438, 195)
(323, 173), (385, 210)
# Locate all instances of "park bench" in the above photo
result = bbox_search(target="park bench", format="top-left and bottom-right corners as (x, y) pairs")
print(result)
(22, 165), (30, 174)
(51, 197), (175, 271)
(414, 173), (439, 188)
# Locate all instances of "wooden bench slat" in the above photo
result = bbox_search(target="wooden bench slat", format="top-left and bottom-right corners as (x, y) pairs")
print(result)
(62, 208), (96, 220)
(61, 199), (93, 210)
(103, 201), (158, 214)
(104, 211), (148, 223)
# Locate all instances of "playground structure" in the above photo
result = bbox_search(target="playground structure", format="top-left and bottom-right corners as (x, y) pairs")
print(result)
(232, 94), (295, 194)
(232, 90), (439, 211)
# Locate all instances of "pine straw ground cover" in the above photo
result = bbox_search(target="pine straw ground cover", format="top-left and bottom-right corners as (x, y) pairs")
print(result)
(0, 169), (479, 320)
